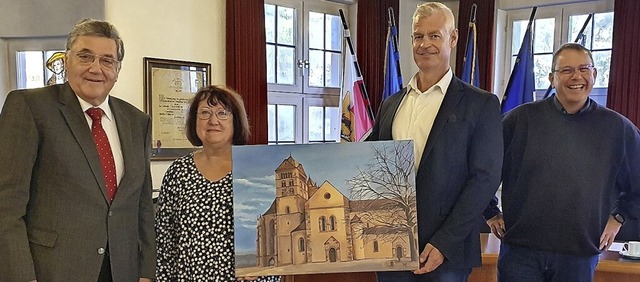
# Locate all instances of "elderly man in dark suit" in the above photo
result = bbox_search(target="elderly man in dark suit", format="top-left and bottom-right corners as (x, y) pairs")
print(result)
(370, 2), (503, 282)
(0, 19), (155, 282)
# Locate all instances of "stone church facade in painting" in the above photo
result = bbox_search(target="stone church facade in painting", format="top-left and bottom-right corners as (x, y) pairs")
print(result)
(256, 155), (416, 267)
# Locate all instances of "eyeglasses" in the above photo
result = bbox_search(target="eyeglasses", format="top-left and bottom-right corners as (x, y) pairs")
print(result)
(197, 109), (231, 120)
(67, 51), (120, 70)
(552, 65), (595, 75)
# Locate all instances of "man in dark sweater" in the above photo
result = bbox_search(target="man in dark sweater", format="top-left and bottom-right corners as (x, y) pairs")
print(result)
(484, 43), (640, 281)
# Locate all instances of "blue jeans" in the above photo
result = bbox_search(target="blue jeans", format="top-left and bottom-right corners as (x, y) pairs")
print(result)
(498, 242), (599, 282)
(376, 269), (471, 282)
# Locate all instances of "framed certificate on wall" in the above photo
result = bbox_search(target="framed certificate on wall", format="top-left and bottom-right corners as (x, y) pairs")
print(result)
(143, 57), (211, 160)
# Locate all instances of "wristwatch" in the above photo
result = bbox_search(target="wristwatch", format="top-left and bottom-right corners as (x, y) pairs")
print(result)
(613, 213), (625, 225)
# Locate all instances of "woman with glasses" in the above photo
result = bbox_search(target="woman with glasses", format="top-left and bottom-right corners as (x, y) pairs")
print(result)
(155, 85), (279, 281)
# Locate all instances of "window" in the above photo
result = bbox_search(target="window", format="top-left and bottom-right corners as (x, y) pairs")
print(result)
(373, 240), (379, 252)
(319, 216), (326, 232)
(566, 11), (613, 105)
(6, 37), (66, 90)
(265, 0), (347, 144)
(16, 50), (66, 89)
(329, 215), (336, 231)
(269, 102), (298, 144)
(510, 17), (555, 91)
(500, 0), (613, 105)
(269, 219), (276, 254)
(298, 237), (305, 252)
(285, 206), (290, 213)
(308, 102), (340, 143)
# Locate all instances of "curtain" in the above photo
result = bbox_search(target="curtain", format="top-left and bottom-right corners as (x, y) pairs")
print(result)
(226, 0), (268, 144)
(356, 0), (400, 117)
(455, 0), (496, 92)
(607, 0), (640, 127)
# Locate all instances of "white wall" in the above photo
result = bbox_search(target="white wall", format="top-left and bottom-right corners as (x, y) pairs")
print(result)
(105, 0), (227, 189)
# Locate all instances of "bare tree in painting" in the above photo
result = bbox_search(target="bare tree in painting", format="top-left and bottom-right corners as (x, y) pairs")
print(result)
(347, 141), (418, 261)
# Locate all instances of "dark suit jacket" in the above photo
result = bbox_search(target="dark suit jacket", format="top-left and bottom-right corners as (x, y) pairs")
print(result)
(0, 83), (156, 282)
(367, 76), (503, 272)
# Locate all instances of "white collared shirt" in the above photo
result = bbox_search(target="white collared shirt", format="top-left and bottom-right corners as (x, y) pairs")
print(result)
(393, 68), (453, 169)
(77, 96), (124, 185)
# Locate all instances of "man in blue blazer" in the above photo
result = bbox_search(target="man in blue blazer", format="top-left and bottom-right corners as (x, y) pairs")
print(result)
(370, 3), (502, 281)
(0, 19), (155, 282)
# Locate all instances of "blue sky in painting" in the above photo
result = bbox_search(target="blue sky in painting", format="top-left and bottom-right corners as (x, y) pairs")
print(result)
(231, 140), (413, 253)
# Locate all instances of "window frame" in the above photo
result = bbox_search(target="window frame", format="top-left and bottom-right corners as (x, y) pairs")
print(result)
(497, 0), (614, 103)
(265, 0), (348, 144)
(304, 96), (339, 143)
(301, 0), (344, 95)
(266, 0), (303, 93)
(502, 7), (562, 98)
(7, 37), (66, 91)
(268, 92), (303, 144)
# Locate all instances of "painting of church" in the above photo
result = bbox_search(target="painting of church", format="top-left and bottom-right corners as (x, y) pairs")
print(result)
(232, 141), (417, 276)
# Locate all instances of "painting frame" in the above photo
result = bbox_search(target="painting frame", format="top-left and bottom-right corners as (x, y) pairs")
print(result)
(232, 141), (419, 276)
(143, 57), (211, 160)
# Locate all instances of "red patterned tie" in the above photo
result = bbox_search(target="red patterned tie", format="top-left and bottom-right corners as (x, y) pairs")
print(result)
(86, 108), (117, 203)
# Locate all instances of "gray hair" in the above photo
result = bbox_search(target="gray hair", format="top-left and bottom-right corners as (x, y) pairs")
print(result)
(412, 2), (456, 33)
(66, 18), (125, 61)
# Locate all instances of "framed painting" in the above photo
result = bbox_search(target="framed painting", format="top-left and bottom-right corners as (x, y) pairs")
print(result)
(232, 140), (418, 276)
(143, 57), (210, 160)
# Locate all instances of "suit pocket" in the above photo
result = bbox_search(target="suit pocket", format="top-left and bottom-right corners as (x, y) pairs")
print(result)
(28, 228), (58, 248)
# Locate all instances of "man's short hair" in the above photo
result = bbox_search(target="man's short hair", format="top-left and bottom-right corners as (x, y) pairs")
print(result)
(66, 18), (125, 62)
(185, 85), (251, 146)
(412, 2), (456, 33)
(551, 43), (594, 71)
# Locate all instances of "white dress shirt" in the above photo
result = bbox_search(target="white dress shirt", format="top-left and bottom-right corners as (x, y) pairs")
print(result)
(78, 95), (124, 185)
(392, 69), (453, 169)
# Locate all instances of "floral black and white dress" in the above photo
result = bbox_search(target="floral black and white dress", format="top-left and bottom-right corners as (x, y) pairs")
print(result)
(155, 153), (280, 282)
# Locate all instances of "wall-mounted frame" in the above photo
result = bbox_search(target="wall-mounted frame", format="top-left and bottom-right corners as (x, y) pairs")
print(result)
(143, 57), (211, 160)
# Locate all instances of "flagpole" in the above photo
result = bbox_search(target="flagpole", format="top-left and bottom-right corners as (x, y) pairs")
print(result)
(388, 7), (403, 89)
(339, 9), (375, 140)
(526, 7), (536, 31)
(543, 13), (593, 98)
